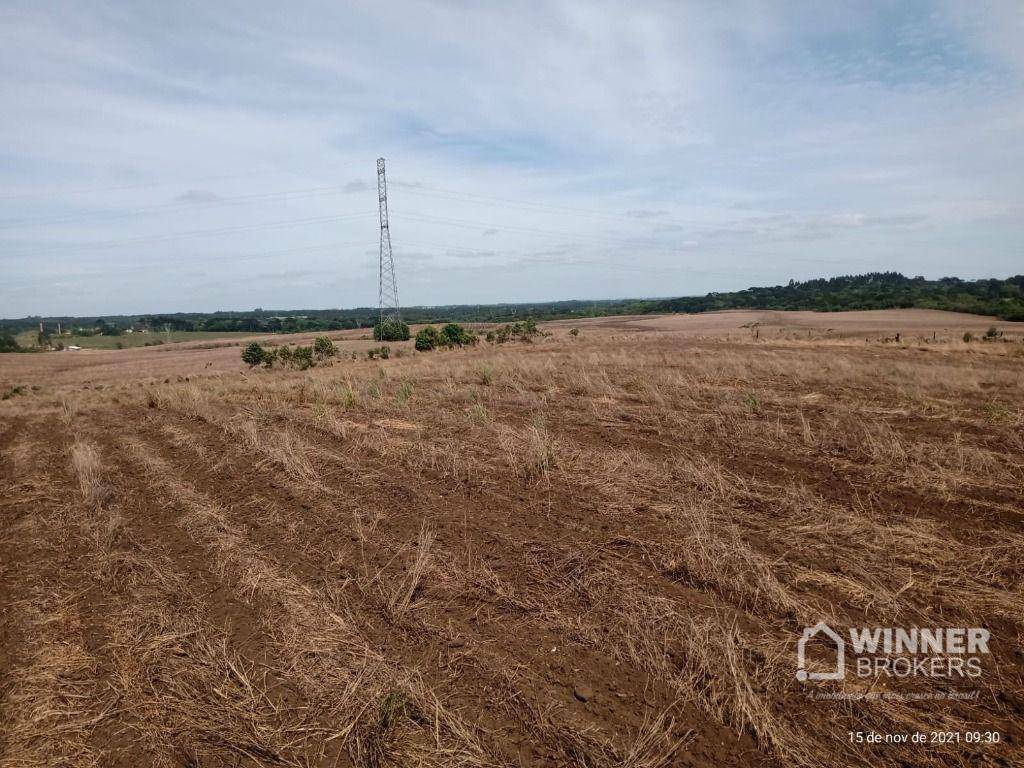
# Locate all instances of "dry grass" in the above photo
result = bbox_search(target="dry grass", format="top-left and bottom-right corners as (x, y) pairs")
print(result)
(3, 312), (1023, 767)
(70, 439), (112, 507)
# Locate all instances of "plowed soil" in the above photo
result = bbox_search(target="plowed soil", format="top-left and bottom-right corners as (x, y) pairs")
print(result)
(2, 309), (1022, 767)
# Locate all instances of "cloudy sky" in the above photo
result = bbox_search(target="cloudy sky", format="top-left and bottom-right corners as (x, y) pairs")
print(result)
(1, 1), (1022, 317)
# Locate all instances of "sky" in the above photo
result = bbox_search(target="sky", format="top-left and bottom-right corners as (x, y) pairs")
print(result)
(1, 0), (1022, 317)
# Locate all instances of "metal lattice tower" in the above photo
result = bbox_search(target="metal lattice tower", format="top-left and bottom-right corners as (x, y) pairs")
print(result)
(377, 157), (401, 325)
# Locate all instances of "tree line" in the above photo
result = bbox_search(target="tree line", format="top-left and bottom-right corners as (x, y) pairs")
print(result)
(4, 274), (1023, 348)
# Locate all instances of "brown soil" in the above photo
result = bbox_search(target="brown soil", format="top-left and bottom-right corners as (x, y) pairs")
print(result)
(1, 309), (1022, 767)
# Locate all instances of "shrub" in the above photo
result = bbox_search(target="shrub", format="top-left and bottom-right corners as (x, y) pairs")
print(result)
(0, 333), (21, 353)
(569, 328), (580, 337)
(277, 345), (294, 366)
(2, 385), (26, 401)
(262, 348), (278, 369)
(415, 326), (442, 352)
(313, 336), (338, 358)
(963, 332), (973, 343)
(475, 363), (495, 385)
(488, 319), (543, 344)
(374, 319), (410, 341)
(440, 323), (477, 348)
(984, 326), (1001, 340)
(292, 346), (315, 369)
(368, 345), (390, 360)
(241, 342), (266, 367)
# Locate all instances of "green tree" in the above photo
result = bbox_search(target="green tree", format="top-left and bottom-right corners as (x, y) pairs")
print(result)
(241, 342), (266, 367)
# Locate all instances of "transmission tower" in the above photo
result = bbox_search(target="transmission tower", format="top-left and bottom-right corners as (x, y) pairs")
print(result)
(377, 157), (401, 325)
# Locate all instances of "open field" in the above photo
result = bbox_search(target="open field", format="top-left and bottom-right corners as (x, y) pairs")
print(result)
(14, 329), (257, 350)
(1, 308), (1023, 767)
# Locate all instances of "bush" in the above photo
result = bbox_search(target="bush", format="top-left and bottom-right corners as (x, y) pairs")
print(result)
(277, 345), (294, 366)
(415, 326), (442, 351)
(2, 386), (26, 400)
(0, 333), (22, 353)
(313, 336), (337, 358)
(569, 328), (579, 337)
(488, 319), (543, 344)
(292, 346), (315, 369)
(368, 345), (391, 360)
(963, 332), (973, 343)
(241, 342), (266, 367)
(440, 323), (477, 348)
(374, 319), (410, 341)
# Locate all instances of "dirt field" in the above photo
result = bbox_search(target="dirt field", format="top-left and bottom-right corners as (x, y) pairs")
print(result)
(1, 308), (1023, 767)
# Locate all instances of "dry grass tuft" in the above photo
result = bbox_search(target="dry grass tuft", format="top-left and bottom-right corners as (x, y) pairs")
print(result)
(70, 439), (112, 507)
(385, 524), (435, 622)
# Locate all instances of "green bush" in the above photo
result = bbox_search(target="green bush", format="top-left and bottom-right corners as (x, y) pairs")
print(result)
(367, 345), (391, 360)
(488, 319), (542, 344)
(292, 346), (315, 369)
(374, 319), (410, 341)
(241, 342), (266, 367)
(313, 336), (338, 358)
(441, 323), (477, 347)
(0, 333), (22, 353)
(415, 326), (442, 351)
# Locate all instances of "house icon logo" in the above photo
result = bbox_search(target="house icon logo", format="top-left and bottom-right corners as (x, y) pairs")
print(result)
(796, 621), (845, 681)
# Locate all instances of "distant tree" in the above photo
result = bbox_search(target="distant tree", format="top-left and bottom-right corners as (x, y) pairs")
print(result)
(374, 319), (410, 341)
(241, 342), (266, 367)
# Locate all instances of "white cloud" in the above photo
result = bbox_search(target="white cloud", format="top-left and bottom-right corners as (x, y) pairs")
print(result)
(0, 0), (1021, 315)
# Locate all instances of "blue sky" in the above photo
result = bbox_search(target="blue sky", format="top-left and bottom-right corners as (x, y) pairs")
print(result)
(1, 0), (1022, 317)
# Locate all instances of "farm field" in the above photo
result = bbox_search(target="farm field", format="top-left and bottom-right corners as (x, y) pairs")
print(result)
(1, 308), (1023, 767)
(14, 329), (257, 350)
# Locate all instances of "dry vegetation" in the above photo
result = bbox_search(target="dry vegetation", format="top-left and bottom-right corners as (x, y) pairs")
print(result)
(1, 309), (1022, 767)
